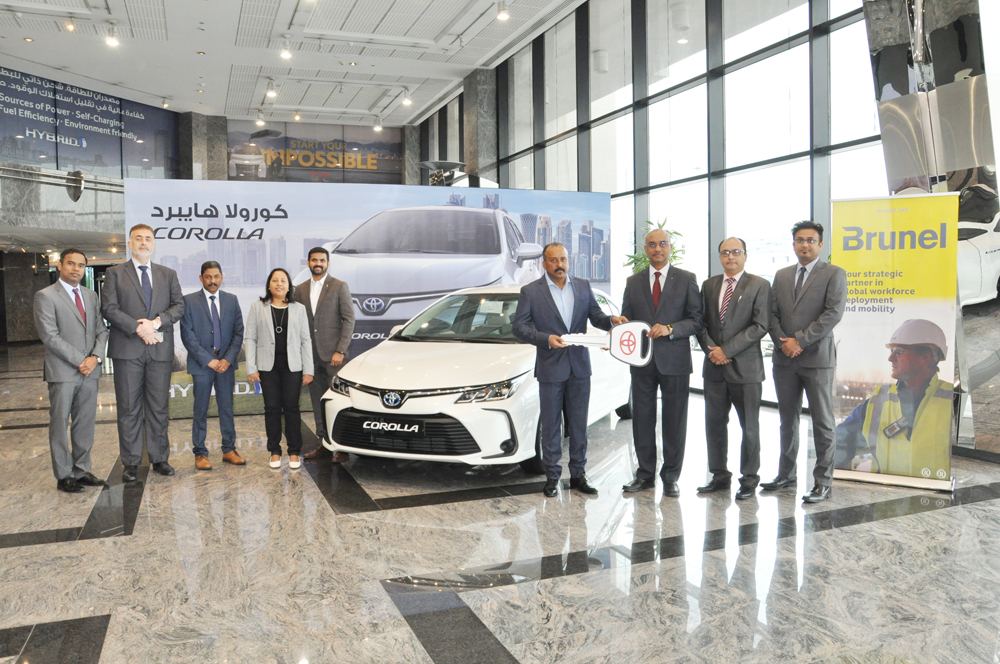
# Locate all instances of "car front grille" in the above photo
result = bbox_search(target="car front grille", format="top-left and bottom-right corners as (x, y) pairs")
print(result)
(331, 408), (481, 456)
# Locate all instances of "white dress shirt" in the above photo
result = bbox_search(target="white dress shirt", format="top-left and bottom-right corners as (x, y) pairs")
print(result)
(59, 279), (86, 314)
(203, 288), (221, 311)
(794, 257), (819, 294)
(133, 258), (153, 288)
(718, 270), (744, 313)
(309, 274), (325, 315)
(648, 264), (668, 294)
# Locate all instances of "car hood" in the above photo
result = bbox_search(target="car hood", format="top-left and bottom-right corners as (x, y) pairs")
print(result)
(311, 253), (505, 292)
(340, 340), (535, 389)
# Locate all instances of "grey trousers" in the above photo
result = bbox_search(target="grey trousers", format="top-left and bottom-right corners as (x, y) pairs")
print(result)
(704, 379), (762, 489)
(112, 353), (173, 466)
(47, 374), (99, 480)
(773, 364), (837, 487)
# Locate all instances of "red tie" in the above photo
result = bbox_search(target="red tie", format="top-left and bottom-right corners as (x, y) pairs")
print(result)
(652, 271), (661, 309)
(74, 287), (86, 325)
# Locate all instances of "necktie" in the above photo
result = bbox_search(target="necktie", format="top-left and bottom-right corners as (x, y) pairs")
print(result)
(720, 277), (735, 323)
(794, 266), (806, 300)
(139, 265), (152, 317)
(652, 271), (662, 309)
(210, 295), (222, 351)
(73, 287), (86, 325)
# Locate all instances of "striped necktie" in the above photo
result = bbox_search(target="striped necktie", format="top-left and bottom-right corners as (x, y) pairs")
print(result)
(720, 277), (735, 323)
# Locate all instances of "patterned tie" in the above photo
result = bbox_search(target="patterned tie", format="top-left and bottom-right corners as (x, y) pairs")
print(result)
(73, 287), (86, 325)
(719, 277), (735, 323)
(794, 266), (806, 300)
(652, 271), (662, 309)
(210, 295), (222, 351)
(138, 265), (152, 317)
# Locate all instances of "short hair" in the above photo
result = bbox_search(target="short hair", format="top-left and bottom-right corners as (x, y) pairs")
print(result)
(308, 246), (329, 261)
(543, 242), (567, 258)
(59, 248), (87, 264)
(718, 237), (747, 252)
(260, 268), (294, 302)
(129, 223), (155, 237)
(201, 261), (222, 275)
(791, 220), (824, 241)
(644, 228), (670, 242)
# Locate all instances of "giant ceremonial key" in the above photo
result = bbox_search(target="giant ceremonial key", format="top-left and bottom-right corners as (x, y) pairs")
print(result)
(561, 321), (653, 367)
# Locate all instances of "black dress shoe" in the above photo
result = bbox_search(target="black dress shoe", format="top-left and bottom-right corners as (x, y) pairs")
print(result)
(152, 462), (175, 476)
(696, 477), (731, 494)
(122, 465), (139, 483)
(760, 476), (796, 491)
(76, 472), (109, 488)
(662, 481), (680, 497)
(570, 476), (599, 495)
(735, 486), (756, 501)
(542, 479), (559, 497)
(57, 477), (84, 493)
(622, 478), (656, 493)
(802, 485), (831, 503)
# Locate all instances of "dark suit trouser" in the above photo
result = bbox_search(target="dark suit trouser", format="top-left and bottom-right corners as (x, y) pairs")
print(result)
(191, 369), (236, 457)
(538, 376), (590, 481)
(773, 364), (836, 486)
(308, 353), (341, 441)
(632, 373), (689, 482)
(47, 374), (99, 480)
(113, 350), (173, 466)
(704, 379), (762, 489)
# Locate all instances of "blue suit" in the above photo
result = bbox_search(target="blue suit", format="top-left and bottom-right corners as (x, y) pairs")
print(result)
(513, 276), (613, 480)
(180, 290), (244, 457)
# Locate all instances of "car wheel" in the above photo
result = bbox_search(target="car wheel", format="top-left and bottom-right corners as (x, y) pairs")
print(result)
(615, 388), (633, 420)
(519, 419), (545, 475)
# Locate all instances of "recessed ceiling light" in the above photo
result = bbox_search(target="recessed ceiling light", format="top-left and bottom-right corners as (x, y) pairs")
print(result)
(249, 143), (256, 146)
(677, 38), (688, 44)
(352, 147), (358, 151)
(349, 62), (356, 66)
(197, 51), (205, 55)
(39, 155), (46, 158)
(23, 37), (33, 42)
(142, 158), (149, 162)
(15, 135), (23, 139)
(197, 89), (204, 93)
(136, 139), (143, 143)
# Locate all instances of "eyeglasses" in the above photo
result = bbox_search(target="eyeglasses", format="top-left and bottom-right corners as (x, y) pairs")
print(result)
(794, 237), (819, 245)
(889, 347), (925, 357)
(719, 249), (745, 257)
(646, 240), (669, 249)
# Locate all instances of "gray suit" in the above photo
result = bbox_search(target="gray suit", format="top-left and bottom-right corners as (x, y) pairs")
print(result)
(769, 260), (847, 486)
(244, 301), (314, 376)
(292, 275), (354, 441)
(34, 282), (109, 480)
(101, 260), (185, 466)
(698, 273), (772, 489)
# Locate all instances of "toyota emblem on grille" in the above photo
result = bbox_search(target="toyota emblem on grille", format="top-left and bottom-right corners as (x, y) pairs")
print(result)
(363, 297), (386, 313)
(382, 391), (402, 408)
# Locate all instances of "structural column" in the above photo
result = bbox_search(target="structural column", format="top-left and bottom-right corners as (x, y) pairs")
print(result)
(463, 68), (499, 186)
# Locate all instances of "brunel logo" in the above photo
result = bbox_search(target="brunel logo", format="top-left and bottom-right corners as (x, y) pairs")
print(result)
(363, 421), (419, 433)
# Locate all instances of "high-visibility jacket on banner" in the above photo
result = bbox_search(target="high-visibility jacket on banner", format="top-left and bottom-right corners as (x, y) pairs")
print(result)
(863, 376), (953, 480)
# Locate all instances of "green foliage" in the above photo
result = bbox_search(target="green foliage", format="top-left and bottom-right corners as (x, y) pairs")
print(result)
(624, 220), (685, 275)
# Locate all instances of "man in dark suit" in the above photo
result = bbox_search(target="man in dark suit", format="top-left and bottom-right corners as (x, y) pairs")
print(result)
(101, 223), (185, 483)
(33, 248), (110, 493)
(294, 246), (355, 462)
(513, 243), (626, 497)
(696, 237), (772, 500)
(763, 220), (847, 503)
(621, 229), (703, 497)
(180, 261), (245, 470)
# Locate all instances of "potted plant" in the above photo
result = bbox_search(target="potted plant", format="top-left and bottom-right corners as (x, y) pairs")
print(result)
(625, 221), (684, 274)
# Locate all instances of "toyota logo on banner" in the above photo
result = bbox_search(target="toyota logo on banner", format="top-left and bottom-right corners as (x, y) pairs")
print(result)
(382, 391), (403, 408)
(363, 297), (386, 313)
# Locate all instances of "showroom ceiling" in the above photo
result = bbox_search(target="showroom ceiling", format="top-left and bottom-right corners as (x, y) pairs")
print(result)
(0, 0), (581, 127)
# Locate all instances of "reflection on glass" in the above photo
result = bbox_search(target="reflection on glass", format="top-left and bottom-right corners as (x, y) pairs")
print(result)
(509, 46), (533, 155)
(649, 85), (707, 184)
(591, 115), (634, 194)
(829, 0), (862, 19)
(648, 0), (707, 94)
(544, 137), (577, 191)
(544, 15), (577, 138)
(590, 0), (633, 117)
(510, 154), (533, 189)
(830, 143), (888, 200)
(831, 21), (879, 145)
(610, 195), (635, 304)
(724, 0), (808, 63)
(447, 98), (461, 162)
(725, 44), (809, 168)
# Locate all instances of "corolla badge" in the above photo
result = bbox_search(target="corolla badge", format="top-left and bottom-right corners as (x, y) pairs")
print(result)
(382, 392), (402, 408)
(363, 297), (386, 313)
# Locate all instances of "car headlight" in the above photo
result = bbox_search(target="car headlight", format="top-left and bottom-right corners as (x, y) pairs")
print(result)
(331, 375), (350, 396)
(455, 373), (528, 404)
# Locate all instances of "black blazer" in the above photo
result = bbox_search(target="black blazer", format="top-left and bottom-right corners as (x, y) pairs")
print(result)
(697, 273), (772, 384)
(621, 265), (703, 376)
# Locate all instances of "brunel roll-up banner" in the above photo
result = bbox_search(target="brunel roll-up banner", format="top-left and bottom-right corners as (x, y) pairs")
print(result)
(832, 194), (959, 491)
(124, 179), (614, 418)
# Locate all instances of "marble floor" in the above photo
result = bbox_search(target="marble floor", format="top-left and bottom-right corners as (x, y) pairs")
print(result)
(2, 343), (1000, 663)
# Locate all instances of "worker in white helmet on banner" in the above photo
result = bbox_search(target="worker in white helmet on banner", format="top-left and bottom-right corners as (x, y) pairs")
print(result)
(835, 319), (953, 480)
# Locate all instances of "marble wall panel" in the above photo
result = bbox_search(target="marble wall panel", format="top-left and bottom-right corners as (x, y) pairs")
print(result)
(463, 69), (498, 184)
(403, 125), (421, 185)
(2, 252), (49, 342)
(206, 116), (229, 181)
(0, 166), (124, 234)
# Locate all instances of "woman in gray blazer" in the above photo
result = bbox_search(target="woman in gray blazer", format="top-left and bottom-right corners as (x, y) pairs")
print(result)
(246, 268), (314, 470)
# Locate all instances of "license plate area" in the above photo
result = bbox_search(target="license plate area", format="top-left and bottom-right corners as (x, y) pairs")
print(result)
(361, 417), (424, 438)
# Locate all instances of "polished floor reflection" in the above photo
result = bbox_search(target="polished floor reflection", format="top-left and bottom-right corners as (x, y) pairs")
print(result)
(1, 343), (999, 663)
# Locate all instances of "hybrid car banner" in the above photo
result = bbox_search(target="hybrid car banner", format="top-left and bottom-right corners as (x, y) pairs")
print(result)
(123, 179), (614, 418)
(831, 193), (958, 491)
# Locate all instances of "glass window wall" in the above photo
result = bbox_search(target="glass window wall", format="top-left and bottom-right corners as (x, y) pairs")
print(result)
(544, 15), (577, 137)
(648, 85), (707, 184)
(509, 46), (534, 154)
(831, 143), (889, 200)
(510, 154), (534, 189)
(830, 20), (879, 144)
(647, 0), (707, 95)
(590, 0), (632, 117)
(591, 114), (634, 194)
(649, 179), (710, 286)
(544, 138), (578, 191)
(724, 0), (808, 63)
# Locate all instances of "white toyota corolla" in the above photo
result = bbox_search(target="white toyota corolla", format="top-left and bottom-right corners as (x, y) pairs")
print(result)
(320, 285), (632, 472)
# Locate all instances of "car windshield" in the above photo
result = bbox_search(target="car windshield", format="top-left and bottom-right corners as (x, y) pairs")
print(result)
(396, 293), (521, 343)
(334, 209), (501, 255)
(232, 144), (260, 156)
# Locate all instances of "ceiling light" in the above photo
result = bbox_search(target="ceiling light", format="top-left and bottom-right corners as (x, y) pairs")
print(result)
(677, 38), (688, 44)
(255, 111), (265, 126)
(136, 139), (143, 143)
(373, 117), (383, 132)
(142, 158), (149, 162)
(349, 62), (356, 66)
(162, 98), (169, 108)
(197, 51), (205, 55)
(24, 37), (33, 42)
(15, 135), (23, 139)
(65, 18), (75, 32)
(106, 22), (119, 47)
(111, 246), (117, 253)
(280, 34), (292, 59)
(402, 89), (412, 106)
(265, 78), (277, 98)
(197, 89), (204, 93)
(293, 111), (301, 121)
(496, 1), (510, 21)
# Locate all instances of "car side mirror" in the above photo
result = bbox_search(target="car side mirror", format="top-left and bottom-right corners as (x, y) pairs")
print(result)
(390, 325), (404, 336)
(515, 243), (543, 265)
